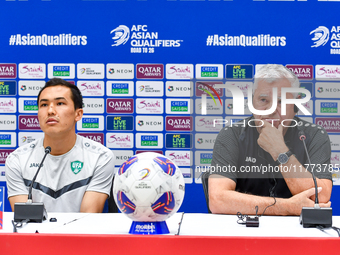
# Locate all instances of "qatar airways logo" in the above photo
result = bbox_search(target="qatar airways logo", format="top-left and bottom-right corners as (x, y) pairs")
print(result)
(136, 64), (163, 79)
(201, 84), (311, 116)
(107, 99), (133, 114)
(19, 115), (40, 130)
(0, 149), (14, 164)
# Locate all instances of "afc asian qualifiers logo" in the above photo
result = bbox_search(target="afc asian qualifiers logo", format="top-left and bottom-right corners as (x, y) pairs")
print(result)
(310, 26), (329, 48)
(111, 25), (130, 46)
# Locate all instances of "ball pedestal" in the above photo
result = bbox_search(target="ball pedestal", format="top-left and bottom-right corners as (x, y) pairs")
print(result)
(129, 221), (169, 235)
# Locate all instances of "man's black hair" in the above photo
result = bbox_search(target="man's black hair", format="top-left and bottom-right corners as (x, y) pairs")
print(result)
(37, 78), (83, 109)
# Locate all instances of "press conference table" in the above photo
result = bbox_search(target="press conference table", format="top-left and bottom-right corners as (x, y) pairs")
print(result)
(1, 212), (340, 255)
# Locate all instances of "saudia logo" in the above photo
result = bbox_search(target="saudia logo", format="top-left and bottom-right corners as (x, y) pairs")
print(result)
(201, 84), (311, 115)
(108, 135), (131, 143)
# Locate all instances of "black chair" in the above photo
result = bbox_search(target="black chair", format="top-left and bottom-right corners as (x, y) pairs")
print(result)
(108, 176), (119, 213)
(201, 171), (211, 213)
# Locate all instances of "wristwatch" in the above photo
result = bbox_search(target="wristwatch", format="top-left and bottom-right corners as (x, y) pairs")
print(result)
(276, 150), (293, 165)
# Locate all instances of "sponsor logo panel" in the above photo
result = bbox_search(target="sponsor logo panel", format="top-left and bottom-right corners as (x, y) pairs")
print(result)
(107, 116), (133, 131)
(0, 64), (16, 79)
(166, 81), (192, 97)
(331, 152), (340, 169)
(165, 134), (192, 149)
(136, 81), (164, 97)
(299, 82), (313, 99)
(107, 64), (134, 79)
(195, 116), (224, 132)
(77, 115), (104, 131)
(181, 167), (193, 184)
(195, 64), (223, 79)
(195, 81), (223, 97)
(135, 116), (163, 131)
(0, 115), (16, 130)
(18, 132), (44, 146)
(194, 167), (203, 184)
(114, 150), (134, 166)
(107, 98), (134, 114)
(83, 98), (104, 114)
(225, 64), (253, 79)
(315, 82), (340, 98)
(0, 81), (16, 96)
(135, 150), (163, 155)
(18, 81), (44, 96)
(196, 99), (223, 115)
(316, 117), (340, 132)
(165, 99), (192, 114)
(48, 64), (75, 79)
(106, 81), (134, 97)
(225, 98), (251, 116)
(330, 135), (340, 151)
(19, 98), (38, 113)
(195, 133), (218, 149)
(225, 82), (253, 98)
(195, 151), (213, 166)
(0, 98), (16, 113)
(0, 132), (16, 147)
(77, 64), (104, 79)
(0, 166), (5, 181)
(0, 149), (14, 164)
(136, 133), (163, 148)
(286, 65), (313, 80)
(165, 150), (192, 166)
(77, 81), (104, 97)
(136, 64), (163, 79)
(297, 101), (314, 116)
(18, 64), (46, 79)
(19, 115), (40, 130)
(299, 117), (314, 123)
(166, 116), (192, 131)
(136, 98), (163, 114)
(77, 133), (104, 145)
(316, 65), (340, 80)
(166, 64), (193, 80)
(106, 133), (134, 148)
(315, 100), (339, 115)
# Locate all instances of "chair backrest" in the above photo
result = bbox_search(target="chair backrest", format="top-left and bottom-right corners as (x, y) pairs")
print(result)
(201, 171), (211, 213)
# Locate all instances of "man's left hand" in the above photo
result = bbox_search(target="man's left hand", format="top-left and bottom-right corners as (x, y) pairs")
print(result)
(257, 121), (288, 161)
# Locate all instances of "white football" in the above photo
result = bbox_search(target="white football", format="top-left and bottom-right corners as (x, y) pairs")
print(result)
(113, 152), (185, 222)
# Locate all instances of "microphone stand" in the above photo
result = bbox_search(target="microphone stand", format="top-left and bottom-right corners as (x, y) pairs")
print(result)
(14, 146), (51, 223)
(299, 132), (332, 228)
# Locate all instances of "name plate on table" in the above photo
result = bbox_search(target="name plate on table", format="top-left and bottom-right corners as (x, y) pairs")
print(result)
(0, 186), (4, 229)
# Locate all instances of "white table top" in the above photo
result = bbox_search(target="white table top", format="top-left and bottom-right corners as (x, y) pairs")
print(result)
(1, 212), (339, 237)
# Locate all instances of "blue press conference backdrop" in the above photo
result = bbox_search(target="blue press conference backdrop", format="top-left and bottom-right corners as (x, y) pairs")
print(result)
(1, 0), (340, 214)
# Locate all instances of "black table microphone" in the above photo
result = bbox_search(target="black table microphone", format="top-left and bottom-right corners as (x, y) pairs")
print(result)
(14, 146), (51, 223)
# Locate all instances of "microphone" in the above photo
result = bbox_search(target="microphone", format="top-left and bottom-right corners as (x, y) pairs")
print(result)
(14, 146), (51, 223)
(298, 131), (332, 228)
